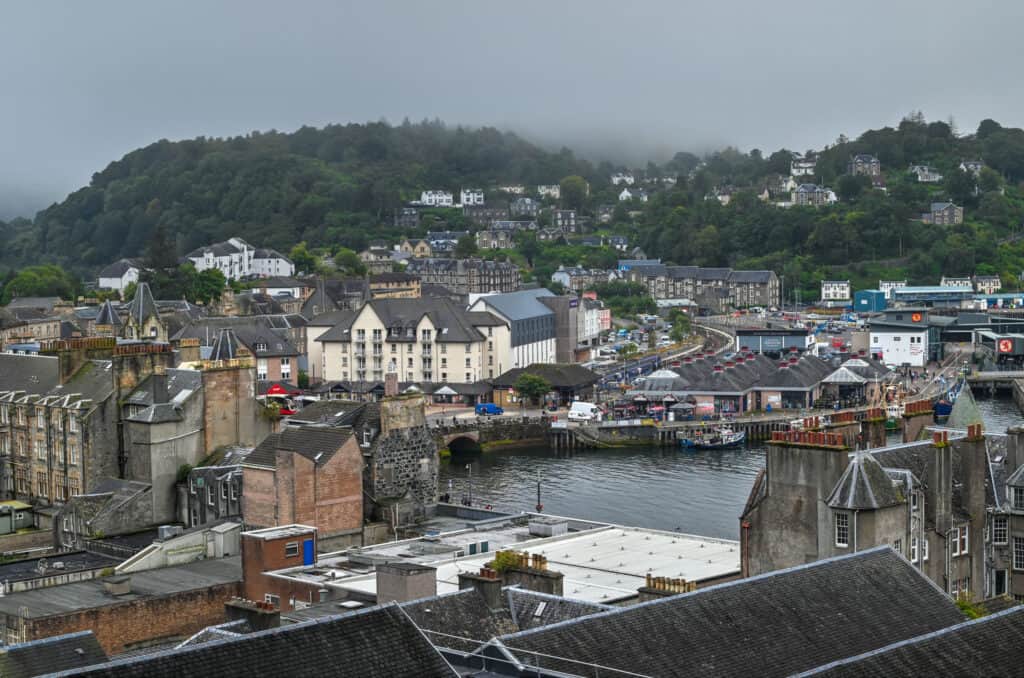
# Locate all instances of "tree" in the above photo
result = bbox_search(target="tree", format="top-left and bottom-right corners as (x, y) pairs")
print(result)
(334, 247), (366, 275)
(560, 175), (589, 211)
(836, 174), (869, 202)
(517, 234), (541, 267)
(454, 233), (478, 258)
(289, 242), (318, 274)
(146, 224), (178, 271)
(189, 266), (226, 304)
(977, 118), (1002, 139)
(945, 169), (977, 206)
(513, 373), (551, 406)
(2, 264), (78, 303)
(978, 166), (1004, 194)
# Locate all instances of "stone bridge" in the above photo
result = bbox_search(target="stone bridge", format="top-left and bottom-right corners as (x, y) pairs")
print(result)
(433, 417), (549, 453)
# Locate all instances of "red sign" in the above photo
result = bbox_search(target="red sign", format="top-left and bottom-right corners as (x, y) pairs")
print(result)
(999, 338), (1014, 354)
(910, 313), (923, 322)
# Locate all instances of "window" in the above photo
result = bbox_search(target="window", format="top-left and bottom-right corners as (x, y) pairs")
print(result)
(280, 357), (291, 379)
(995, 569), (1008, 596)
(1015, 537), (1024, 570)
(923, 537), (929, 561)
(0, 406), (6, 424)
(911, 537), (918, 563)
(465, 372), (471, 382)
(68, 442), (78, 465)
(264, 593), (280, 606)
(207, 484), (214, 506)
(256, 359), (268, 381)
(230, 483), (237, 500)
(221, 482), (228, 499)
(835, 512), (849, 547)
(391, 344), (396, 354)
(441, 372), (447, 382)
(993, 516), (1008, 544)
(440, 344), (447, 354)
(1014, 487), (1024, 510)
(893, 538), (902, 555)
(36, 437), (45, 461)
(893, 336), (901, 342)
(955, 525), (969, 555)
(36, 471), (47, 498)
(407, 357), (413, 368)
(285, 542), (299, 557)
(465, 357), (471, 368)
(37, 410), (45, 429)
(911, 492), (918, 510)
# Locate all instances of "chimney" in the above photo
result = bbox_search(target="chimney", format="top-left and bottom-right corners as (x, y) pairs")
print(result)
(103, 575), (132, 596)
(224, 598), (281, 631)
(638, 573), (697, 602)
(458, 567), (504, 610)
(376, 562), (437, 604)
(501, 553), (564, 596)
(384, 372), (399, 397)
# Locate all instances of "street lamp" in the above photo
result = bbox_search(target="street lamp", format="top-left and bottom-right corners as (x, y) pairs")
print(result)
(466, 463), (473, 506)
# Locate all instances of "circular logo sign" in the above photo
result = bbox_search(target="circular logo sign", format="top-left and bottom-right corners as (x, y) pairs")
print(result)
(999, 339), (1013, 353)
(910, 313), (922, 322)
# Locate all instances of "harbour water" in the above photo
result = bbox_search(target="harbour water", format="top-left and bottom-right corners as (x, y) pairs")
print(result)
(439, 394), (1024, 539)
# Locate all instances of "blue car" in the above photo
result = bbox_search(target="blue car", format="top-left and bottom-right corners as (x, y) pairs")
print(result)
(475, 403), (504, 416)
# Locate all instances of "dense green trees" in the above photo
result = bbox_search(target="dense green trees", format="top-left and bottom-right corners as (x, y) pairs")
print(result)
(1, 264), (78, 303)
(9, 121), (594, 275)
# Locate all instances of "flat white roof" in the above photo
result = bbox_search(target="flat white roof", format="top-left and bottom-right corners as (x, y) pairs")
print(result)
(310, 523), (739, 604)
(242, 524), (316, 540)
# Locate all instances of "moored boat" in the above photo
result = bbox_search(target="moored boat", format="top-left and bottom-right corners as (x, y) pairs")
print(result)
(680, 427), (746, 450)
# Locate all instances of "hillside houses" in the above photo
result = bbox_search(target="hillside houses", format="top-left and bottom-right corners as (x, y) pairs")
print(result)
(922, 202), (964, 225)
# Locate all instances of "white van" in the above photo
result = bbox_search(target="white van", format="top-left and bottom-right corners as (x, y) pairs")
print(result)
(568, 401), (601, 422)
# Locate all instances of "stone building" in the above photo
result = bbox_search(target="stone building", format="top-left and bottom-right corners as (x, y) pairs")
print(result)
(625, 265), (779, 312)
(179, 446), (248, 528)
(0, 339), (176, 509)
(363, 395), (438, 525)
(741, 397), (1002, 602)
(404, 258), (522, 295)
(122, 282), (167, 342)
(848, 153), (881, 176)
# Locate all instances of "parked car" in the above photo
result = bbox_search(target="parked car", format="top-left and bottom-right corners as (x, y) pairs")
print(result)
(475, 403), (504, 416)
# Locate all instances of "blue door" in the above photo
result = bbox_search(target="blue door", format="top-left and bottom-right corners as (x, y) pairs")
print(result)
(302, 538), (314, 565)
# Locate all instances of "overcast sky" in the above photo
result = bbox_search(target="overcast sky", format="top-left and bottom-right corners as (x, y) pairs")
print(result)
(2, 1), (1022, 217)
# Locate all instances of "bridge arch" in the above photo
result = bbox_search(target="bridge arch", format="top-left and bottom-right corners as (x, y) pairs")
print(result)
(445, 434), (482, 455)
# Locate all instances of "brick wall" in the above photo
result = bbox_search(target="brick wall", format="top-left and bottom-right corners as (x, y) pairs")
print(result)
(23, 581), (241, 655)
(242, 467), (278, 528)
(241, 532), (319, 612)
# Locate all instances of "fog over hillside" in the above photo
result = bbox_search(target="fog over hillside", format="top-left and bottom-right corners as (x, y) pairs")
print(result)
(2, 1), (1022, 217)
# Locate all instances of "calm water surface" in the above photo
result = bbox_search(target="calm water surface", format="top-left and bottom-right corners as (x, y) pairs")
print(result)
(439, 395), (1024, 539)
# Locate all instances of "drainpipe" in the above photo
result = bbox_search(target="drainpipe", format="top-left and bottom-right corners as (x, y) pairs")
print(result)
(853, 510), (859, 552)
(741, 521), (751, 577)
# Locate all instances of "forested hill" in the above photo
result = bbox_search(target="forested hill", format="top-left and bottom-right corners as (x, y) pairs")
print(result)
(2, 121), (593, 272)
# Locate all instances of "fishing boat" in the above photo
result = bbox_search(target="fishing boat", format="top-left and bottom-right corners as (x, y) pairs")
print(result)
(680, 427), (746, 450)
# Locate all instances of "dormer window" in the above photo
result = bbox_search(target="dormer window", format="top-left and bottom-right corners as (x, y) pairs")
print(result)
(255, 342), (268, 352)
(1014, 487), (1024, 510)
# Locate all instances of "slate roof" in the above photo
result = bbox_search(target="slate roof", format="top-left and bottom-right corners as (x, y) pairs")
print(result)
(253, 248), (292, 263)
(0, 630), (107, 678)
(93, 300), (121, 327)
(126, 282), (159, 325)
(316, 298), (491, 344)
(98, 258), (143, 278)
(125, 369), (202, 407)
(0, 354), (61, 393)
(174, 320), (299, 358)
(285, 400), (367, 427)
(5, 297), (60, 311)
(60, 604), (456, 678)
(827, 452), (906, 510)
(0, 556), (240, 619)
(245, 427), (354, 469)
(728, 269), (774, 284)
(471, 289), (555, 322)
(491, 363), (600, 389)
(800, 605), (1024, 677)
(209, 328), (242, 361)
(492, 548), (965, 678)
